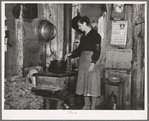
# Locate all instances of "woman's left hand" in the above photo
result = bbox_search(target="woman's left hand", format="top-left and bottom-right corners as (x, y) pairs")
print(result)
(88, 63), (95, 72)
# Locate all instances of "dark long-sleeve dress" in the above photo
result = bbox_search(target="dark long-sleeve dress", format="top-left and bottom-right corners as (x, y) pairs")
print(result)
(70, 29), (101, 97)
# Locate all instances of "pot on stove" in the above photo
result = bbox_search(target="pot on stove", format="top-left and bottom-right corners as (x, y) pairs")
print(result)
(48, 60), (67, 74)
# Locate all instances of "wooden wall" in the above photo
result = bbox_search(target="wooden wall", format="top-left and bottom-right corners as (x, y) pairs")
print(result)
(23, 4), (43, 69)
(131, 4), (145, 110)
(81, 4), (101, 23)
(5, 4), (18, 77)
(105, 4), (145, 109)
(23, 4), (64, 70)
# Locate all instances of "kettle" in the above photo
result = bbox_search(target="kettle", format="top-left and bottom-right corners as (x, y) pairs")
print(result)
(108, 91), (117, 110)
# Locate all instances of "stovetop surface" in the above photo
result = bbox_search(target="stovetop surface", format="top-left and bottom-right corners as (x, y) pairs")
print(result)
(33, 71), (78, 77)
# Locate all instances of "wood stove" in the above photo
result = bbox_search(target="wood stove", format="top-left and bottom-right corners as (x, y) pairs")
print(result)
(31, 71), (77, 109)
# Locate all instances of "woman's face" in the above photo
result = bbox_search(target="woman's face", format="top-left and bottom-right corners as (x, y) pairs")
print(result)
(78, 22), (85, 32)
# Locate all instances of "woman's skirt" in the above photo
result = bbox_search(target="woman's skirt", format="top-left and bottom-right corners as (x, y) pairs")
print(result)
(75, 51), (101, 97)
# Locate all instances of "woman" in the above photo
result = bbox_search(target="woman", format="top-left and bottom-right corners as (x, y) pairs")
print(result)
(65, 16), (101, 110)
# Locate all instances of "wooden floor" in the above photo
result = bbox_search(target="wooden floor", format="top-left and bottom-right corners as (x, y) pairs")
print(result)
(61, 94), (109, 110)
(63, 95), (125, 110)
(45, 94), (126, 110)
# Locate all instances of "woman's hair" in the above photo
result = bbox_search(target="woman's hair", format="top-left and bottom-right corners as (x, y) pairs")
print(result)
(78, 16), (91, 26)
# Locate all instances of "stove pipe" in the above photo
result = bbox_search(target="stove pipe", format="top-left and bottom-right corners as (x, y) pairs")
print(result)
(63, 4), (72, 72)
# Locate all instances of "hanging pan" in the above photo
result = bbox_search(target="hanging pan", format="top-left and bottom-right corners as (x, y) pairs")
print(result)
(12, 4), (21, 19)
(72, 9), (82, 32)
(35, 17), (57, 43)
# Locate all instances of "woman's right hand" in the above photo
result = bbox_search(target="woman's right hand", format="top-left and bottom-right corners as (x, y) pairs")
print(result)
(65, 53), (72, 61)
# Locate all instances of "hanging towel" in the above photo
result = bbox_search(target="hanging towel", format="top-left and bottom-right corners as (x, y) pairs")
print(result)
(97, 16), (105, 39)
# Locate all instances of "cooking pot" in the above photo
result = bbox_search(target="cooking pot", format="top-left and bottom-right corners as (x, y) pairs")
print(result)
(48, 60), (67, 74)
(35, 18), (57, 43)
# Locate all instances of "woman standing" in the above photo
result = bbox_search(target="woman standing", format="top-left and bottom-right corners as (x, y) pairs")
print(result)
(65, 16), (101, 110)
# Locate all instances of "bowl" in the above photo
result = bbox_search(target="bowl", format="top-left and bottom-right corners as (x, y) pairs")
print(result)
(107, 76), (122, 83)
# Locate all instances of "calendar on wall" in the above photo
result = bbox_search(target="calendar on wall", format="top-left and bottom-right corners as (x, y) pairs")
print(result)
(111, 21), (128, 46)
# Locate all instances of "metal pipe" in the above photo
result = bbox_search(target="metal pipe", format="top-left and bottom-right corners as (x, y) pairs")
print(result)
(63, 4), (72, 72)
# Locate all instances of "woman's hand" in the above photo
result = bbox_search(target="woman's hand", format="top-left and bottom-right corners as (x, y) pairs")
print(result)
(65, 53), (72, 61)
(88, 63), (95, 72)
